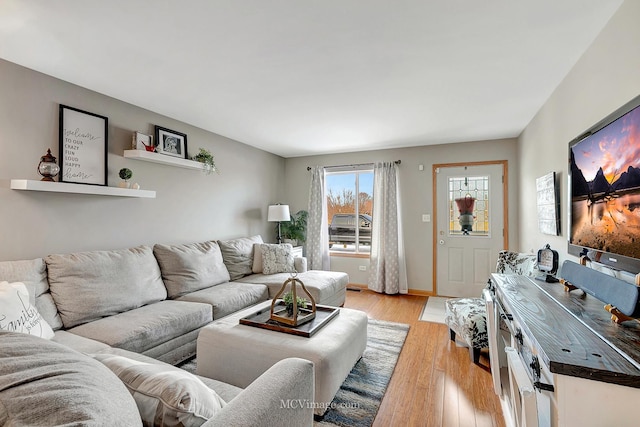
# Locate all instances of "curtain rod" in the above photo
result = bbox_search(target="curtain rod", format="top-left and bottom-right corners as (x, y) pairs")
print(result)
(306, 160), (400, 171)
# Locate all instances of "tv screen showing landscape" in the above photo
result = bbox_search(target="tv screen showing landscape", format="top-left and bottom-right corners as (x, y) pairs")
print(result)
(569, 98), (640, 272)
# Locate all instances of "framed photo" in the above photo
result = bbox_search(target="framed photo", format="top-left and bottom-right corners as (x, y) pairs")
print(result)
(536, 171), (560, 236)
(155, 125), (187, 159)
(59, 105), (108, 186)
(132, 131), (153, 151)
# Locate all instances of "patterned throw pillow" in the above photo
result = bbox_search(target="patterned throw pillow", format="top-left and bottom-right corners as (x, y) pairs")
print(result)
(93, 354), (226, 427)
(260, 243), (296, 275)
(0, 281), (54, 339)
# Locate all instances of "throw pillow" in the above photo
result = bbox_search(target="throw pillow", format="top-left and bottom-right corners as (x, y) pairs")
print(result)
(260, 243), (296, 275)
(0, 281), (54, 339)
(218, 235), (264, 280)
(93, 354), (226, 427)
(252, 243), (264, 273)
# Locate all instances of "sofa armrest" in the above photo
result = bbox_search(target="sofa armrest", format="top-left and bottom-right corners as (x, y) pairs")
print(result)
(295, 257), (308, 273)
(202, 357), (314, 427)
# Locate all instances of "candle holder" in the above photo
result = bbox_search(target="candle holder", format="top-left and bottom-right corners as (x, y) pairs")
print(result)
(37, 149), (60, 182)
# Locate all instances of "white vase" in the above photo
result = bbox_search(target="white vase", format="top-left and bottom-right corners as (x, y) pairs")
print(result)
(118, 180), (131, 189)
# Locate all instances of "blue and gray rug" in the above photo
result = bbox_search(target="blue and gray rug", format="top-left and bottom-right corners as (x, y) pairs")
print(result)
(179, 318), (409, 427)
(315, 318), (410, 427)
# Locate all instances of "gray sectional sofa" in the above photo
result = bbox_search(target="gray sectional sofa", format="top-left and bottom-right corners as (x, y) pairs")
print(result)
(0, 235), (348, 426)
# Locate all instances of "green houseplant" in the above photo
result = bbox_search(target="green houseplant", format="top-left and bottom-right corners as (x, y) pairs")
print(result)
(279, 210), (308, 246)
(282, 291), (307, 316)
(192, 148), (217, 175)
(118, 168), (133, 188)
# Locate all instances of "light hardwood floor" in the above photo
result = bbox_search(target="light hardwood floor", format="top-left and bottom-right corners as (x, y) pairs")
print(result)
(343, 289), (506, 427)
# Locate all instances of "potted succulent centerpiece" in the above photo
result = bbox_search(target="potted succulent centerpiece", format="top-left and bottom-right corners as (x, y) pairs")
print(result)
(282, 291), (308, 316)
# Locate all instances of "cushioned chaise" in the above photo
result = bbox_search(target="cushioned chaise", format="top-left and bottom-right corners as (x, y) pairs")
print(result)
(237, 270), (348, 307)
(444, 250), (537, 363)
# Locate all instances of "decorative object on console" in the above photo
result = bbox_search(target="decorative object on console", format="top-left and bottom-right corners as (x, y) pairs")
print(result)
(270, 275), (316, 327)
(154, 125), (187, 159)
(59, 104), (108, 186)
(191, 147), (217, 175)
(455, 194), (476, 235)
(118, 168), (133, 188)
(132, 131), (154, 151)
(535, 243), (558, 282)
(268, 204), (290, 244)
(37, 148), (60, 181)
(536, 171), (560, 235)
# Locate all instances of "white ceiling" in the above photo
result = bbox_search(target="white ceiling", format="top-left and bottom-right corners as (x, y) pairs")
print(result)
(0, 1), (624, 158)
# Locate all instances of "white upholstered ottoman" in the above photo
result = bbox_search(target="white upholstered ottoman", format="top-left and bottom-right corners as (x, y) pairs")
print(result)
(196, 300), (368, 415)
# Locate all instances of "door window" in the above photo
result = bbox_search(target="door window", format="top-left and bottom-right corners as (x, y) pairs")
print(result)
(448, 175), (490, 236)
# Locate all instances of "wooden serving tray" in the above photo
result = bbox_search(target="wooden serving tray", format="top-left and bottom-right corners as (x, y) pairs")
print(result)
(239, 302), (339, 337)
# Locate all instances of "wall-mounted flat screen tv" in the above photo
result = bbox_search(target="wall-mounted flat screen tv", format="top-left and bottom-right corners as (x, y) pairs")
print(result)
(568, 95), (640, 274)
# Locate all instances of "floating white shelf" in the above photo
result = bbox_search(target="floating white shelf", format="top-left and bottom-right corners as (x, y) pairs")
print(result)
(123, 150), (203, 171)
(10, 179), (156, 198)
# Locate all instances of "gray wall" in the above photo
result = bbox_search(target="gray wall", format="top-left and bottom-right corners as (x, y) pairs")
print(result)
(518, 0), (640, 268)
(0, 59), (285, 261)
(284, 139), (519, 292)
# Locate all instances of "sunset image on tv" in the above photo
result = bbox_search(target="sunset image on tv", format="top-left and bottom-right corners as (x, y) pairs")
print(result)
(570, 104), (640, 260)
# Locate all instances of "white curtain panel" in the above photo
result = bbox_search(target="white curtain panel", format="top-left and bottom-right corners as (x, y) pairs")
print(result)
(307, 166), (330, 271)
(368, 162), (408, 294)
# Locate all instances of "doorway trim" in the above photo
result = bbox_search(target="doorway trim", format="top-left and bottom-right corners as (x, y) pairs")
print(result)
(432, 160), (509, 295)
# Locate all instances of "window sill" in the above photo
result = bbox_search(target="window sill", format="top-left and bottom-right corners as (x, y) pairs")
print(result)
(329, 252), (370, 259)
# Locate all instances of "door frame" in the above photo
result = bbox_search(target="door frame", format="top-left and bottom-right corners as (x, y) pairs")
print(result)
(432, 160), (509, 295)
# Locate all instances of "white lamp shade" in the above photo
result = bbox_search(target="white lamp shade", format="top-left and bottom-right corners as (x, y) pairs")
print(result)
(268, 204), (290, 222)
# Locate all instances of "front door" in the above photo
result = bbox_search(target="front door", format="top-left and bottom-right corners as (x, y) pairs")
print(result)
(434, 162), (507, 297)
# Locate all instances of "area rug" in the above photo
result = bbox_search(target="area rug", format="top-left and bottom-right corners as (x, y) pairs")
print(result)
(179, 318), (409, 427)
(418, 296), (449, 323)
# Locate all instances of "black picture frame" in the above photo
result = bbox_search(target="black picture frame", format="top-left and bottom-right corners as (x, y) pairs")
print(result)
(59, 105), (108, 186)
(154, 125), (188, 159)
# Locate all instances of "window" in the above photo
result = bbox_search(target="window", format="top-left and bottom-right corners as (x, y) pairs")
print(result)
(326, 169), (373, 254)
(448, 175), (490, 236)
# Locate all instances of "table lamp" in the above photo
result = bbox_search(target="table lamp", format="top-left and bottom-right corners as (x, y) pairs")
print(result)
(268, 204), (290, 244)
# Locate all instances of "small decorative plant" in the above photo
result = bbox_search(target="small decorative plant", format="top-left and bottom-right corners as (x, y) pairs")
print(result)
(282, 291), (307, 316)
(119, 168), (133, 181)
(192, 148), (217, 175)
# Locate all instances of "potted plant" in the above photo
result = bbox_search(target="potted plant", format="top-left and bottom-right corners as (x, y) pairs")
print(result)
(192, 148), (217, 175)
(280, 210), (308, 247)
(282, 291), (307, 316)
(118, 168), (132, 188)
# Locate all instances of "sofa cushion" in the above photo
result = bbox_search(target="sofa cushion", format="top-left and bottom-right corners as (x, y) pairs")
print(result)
(178, 282), (269, 319)
(218, 235), (263, 280)
(0, 281), (54, 339)
(259, 243), (296, 274)
(154, 241), (231, 298)
(0, 258), (63, 330)
(0, 331), (141, 426)
(67, 300), (212, 353)
(94, 353), (226, 427)
(46, 246), (168, 328)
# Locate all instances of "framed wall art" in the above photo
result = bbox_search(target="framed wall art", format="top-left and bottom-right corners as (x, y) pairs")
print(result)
(58, 105), (108, 186)
(132, 131), (154, 151)
(536, 171), (560, 236)
(155, 125), (187, 159)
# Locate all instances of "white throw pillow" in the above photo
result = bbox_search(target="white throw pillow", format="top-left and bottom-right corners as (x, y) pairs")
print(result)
(93, 354), (226, 427)
(0, 281), (54, 339)
(260, 243), (296, 275)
